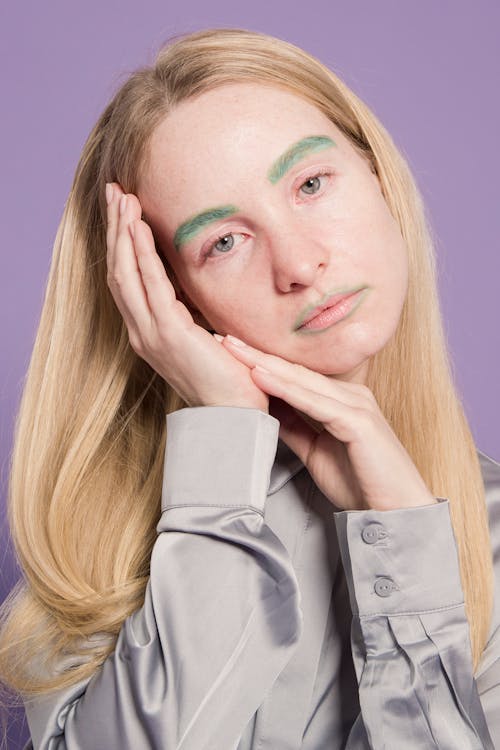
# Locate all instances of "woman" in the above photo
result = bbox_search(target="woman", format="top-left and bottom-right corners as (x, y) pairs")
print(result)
(1, 26), (499, 749)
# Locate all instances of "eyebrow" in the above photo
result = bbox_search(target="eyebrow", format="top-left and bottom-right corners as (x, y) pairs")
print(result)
(172, 134), (337, 251)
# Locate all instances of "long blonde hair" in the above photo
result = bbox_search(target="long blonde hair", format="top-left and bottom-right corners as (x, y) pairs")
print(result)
(0, 28), (493, 706)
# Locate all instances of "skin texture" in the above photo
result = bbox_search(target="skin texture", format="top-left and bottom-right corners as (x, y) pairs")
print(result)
(137, 82), (409, 386)
(106, 82), (436, 510)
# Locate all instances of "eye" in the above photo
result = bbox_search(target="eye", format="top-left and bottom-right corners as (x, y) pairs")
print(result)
(201, 169), (332, 261)
(203, 232), (246, 259)
(298, 169), (332, 197)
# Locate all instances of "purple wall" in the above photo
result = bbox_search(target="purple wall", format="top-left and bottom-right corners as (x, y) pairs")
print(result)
(1, 2), (499, 746)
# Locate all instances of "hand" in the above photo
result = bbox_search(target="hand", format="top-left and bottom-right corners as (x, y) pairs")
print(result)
(215, 334), (438, 512)
(104, 183), (269, 412)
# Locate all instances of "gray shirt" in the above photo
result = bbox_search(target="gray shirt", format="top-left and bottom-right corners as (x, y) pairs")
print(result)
(22, 405), (500, 748)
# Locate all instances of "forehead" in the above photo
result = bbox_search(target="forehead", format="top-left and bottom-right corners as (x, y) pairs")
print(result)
(145, 82), (345, 179)
(165, 80), (328, 125)
(136, 82), (356, 251)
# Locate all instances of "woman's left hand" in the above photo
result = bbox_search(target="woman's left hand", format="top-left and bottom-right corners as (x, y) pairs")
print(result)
(214, 334), (438, 513)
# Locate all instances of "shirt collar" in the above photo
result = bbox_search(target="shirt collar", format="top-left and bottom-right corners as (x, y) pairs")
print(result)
(268, 438), (305, 495)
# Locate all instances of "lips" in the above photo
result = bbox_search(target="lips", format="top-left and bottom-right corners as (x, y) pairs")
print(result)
(300, 289), (364, 327)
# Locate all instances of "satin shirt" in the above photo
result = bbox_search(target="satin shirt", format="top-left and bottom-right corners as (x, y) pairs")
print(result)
(22, 405), (500, 748)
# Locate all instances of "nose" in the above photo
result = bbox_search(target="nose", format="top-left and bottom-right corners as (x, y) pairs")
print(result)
(267, 213), (329, 292)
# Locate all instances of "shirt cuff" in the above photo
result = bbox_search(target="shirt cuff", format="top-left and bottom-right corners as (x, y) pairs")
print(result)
(161, 406), (280, 514)
(333, 498), (465, 616)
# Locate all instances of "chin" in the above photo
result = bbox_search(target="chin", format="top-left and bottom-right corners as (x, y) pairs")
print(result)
(298, 348), (367, 375)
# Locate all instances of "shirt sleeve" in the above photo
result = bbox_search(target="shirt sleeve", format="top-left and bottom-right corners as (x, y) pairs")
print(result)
(332, 498), (497, 749)
(23, 406), (304, 750)
(474, 451), (500, 745)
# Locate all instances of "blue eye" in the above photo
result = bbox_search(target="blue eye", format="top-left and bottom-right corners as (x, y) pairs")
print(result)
(202, 169), (332, 260)
(204, 232), (245, 259)
(212, 235), (234, 253)
(299, 170), (331, 196)
(301, 176), (321, 195)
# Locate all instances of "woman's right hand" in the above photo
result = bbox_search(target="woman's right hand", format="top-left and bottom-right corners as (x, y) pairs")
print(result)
(105, 182), (269, 413)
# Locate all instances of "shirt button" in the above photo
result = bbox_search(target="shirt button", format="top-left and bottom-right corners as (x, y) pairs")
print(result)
(361, 522), (387, 544)
(374, 577), (397, 597)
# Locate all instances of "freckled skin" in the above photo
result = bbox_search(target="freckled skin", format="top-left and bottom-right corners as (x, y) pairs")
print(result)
(172, 136), (337, 251)
(137, 82), (409, 385)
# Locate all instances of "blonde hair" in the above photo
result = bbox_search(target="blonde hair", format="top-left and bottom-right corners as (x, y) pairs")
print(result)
(0, 27), (493, 711)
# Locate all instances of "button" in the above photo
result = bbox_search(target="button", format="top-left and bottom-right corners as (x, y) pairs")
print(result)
(374, 577), (397, 597)
(361, 522), (387, 544)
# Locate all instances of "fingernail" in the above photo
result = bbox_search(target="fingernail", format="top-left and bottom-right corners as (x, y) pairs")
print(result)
(213, 333), (224, 342)
(105, 183), (114, 205)
(254, 365), (271, 374)
(225, 335), (246, 347)
(120, 194), (128, 215)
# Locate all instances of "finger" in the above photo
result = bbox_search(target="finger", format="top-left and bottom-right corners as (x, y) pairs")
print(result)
(111, 195), (164, 338)
(130, 218), (182, 331)
(112, 195), (190, 350)
(221, 335), (368, 407)
(250, 366), (360, 444)
(108, 194), (150, 327)
(105, 184), (145, 341)
(106, 182), (124, 269)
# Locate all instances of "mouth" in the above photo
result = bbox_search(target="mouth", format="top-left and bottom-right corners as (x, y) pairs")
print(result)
(295, 285), (367, 329)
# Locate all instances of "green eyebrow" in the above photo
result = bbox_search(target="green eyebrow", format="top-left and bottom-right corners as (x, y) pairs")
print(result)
(267, 134), (336, 184)
(173, 134), (337, 252)
(173, 205), (238, 252)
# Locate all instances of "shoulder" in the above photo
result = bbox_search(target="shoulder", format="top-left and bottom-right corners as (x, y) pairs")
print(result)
(478, 448), (500, 645)
(478, 448), (500, 544)
(478, 448), (500, 495)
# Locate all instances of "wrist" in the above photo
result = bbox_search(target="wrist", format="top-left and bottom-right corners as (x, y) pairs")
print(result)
(368, 494), (439, 512)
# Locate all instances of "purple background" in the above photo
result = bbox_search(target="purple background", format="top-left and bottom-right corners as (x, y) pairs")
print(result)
(1, 1), (499, 746)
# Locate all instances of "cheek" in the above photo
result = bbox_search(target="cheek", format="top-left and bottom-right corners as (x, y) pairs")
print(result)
(386, 230), (409, 299)
(199, 289), (277, 343)
(369, 207), (409, 291)
(374, 236), (409, 337)
(185, 282), (246, 331)
(176, 264), (269, 329)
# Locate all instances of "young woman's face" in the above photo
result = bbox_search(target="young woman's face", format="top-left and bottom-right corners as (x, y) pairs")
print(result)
(138, 82), (409, 384)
